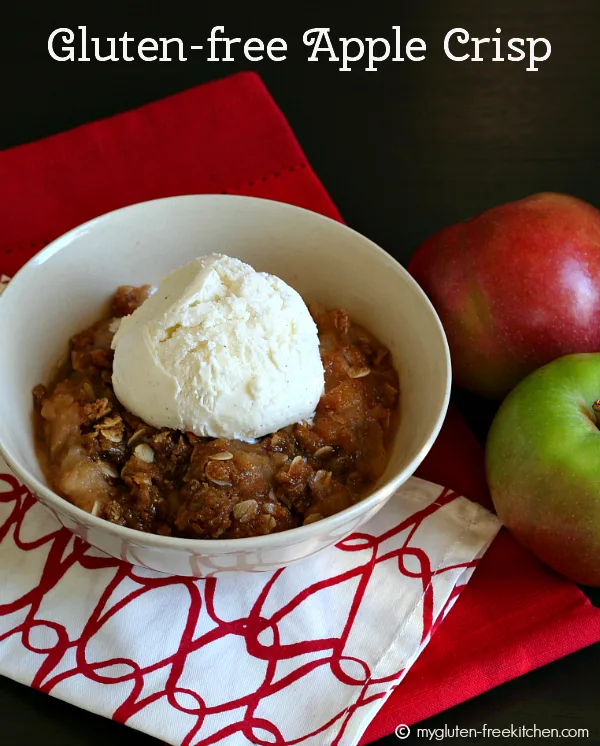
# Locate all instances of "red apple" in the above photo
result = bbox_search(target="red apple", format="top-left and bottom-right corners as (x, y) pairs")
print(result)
(409, 193), (600, 397)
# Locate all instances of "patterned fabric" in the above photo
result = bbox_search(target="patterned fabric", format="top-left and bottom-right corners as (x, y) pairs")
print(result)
(0, 461), (498, 746)
(0, 72), (598, 745)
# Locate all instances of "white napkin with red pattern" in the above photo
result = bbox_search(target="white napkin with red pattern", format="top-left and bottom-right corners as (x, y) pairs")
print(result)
(0, 444), (500, 746)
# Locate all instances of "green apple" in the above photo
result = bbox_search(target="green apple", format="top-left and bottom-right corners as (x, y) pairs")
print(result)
(486, 353), (600, 586)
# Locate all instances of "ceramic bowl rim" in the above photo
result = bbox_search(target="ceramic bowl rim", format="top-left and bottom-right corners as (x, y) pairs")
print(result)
(0, 194), (451, 553)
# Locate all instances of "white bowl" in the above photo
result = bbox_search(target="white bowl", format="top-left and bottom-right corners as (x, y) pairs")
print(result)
(0, 195), (450, 576)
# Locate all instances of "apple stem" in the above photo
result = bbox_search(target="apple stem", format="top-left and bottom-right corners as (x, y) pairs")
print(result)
(593, 400), (600, 427)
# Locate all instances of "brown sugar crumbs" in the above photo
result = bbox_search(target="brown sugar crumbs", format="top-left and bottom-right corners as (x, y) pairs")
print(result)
(33, 286), (399, 539)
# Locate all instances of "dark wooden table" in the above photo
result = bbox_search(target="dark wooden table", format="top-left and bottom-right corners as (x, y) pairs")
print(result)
(2, 3), (599, 744)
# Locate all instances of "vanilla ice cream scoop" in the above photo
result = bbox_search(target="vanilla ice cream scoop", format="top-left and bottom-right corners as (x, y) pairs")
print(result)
(111, 254), (325, 442)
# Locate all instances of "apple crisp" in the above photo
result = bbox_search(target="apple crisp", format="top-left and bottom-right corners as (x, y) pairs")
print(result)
(33, 286), (399, 539)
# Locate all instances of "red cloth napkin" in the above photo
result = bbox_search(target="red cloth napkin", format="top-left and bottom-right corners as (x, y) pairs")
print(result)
(1, 72), (598, 742)
(363, 406), (600, 742)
